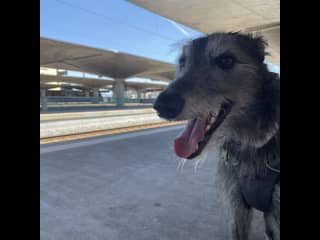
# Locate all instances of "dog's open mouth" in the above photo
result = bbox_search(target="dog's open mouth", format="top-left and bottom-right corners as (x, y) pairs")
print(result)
(174, 100), (233, 159)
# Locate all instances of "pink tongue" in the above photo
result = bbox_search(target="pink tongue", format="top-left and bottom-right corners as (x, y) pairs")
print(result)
(174, 118), (206, 158)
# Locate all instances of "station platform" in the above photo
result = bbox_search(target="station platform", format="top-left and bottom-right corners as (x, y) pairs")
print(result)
(40, 125), (265, 240)
(40, 108), (171, 139)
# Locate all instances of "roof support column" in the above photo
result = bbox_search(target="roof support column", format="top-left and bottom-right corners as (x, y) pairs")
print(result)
(113, 79), (125, 107)
(40, 89), (48, 111)
(91, 88), (100, 103)
(136, 89), (145, 99)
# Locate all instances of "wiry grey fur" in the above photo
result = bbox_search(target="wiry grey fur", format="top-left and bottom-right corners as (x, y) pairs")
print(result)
(154, 32), (280, 240)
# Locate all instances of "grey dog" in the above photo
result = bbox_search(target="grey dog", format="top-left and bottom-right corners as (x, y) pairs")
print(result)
(153, 32), (280, 240)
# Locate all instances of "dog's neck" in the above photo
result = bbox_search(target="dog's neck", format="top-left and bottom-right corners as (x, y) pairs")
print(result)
(227, 70), (280, 149)
(219, 74), (280, 178)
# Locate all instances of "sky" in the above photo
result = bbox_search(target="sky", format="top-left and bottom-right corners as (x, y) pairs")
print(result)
(40, 0), (203, 64)
(40, 0), (279, 78)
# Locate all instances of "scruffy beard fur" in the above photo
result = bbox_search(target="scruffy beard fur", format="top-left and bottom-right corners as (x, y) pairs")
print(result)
(212, 72), (280, 240)
(154, 32), (280, 240)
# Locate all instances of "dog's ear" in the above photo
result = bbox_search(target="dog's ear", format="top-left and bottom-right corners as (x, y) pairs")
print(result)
(234, 32), (269, 62)
(250, 33), (269, 62)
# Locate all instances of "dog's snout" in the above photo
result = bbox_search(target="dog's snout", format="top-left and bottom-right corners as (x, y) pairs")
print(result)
(153, 90), (185, 119)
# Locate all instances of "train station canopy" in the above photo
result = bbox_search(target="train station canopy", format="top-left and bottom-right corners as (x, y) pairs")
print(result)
(128, 0), (280, 65)
(40, 37), (175, 82)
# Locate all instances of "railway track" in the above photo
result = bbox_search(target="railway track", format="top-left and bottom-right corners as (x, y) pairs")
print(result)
(40, 121), (184, 144)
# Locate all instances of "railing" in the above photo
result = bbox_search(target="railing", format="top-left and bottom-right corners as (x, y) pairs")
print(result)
(46, 96), (100, 103)
(42, 97), (156, 104)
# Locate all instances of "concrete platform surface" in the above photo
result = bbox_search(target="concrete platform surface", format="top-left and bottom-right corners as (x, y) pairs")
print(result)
(41, 109), (155, 122)
(40, 126), (265, 240)
(40, 109), (167, 138)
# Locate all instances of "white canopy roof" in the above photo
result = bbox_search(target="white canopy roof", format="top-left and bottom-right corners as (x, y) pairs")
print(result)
(129, 0), (280, 65)
(40, 37), (175, 82)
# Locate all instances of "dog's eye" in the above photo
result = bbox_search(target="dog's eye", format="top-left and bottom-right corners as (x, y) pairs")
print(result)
(215, 55), (235, 70)
(179, 56), (186, 68)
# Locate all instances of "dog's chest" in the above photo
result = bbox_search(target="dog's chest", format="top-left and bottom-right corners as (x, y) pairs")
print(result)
(220, 140), (280, 212)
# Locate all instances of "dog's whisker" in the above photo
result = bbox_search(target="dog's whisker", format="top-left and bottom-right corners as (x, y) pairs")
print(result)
(194, 159), (201, 172)
(193, 150), (208, 172)
(194, 155), (204, 171)
(177, 158), (187, 171)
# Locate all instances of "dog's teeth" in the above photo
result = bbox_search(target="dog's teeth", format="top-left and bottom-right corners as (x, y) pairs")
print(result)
(206, 125), (211, 131)
(209, 117), (215, 124)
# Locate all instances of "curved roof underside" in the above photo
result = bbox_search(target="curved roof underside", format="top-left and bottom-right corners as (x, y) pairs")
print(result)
(128, 0), (280, 65)
(40, 74), (167, 90)
(40, 37), (175, 82)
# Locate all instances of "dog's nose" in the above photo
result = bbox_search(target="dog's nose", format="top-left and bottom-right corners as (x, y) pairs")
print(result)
(153, 90), (185, 119)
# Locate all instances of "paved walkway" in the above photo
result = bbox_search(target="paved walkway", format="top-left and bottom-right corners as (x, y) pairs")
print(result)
(40, 126), (265, 240)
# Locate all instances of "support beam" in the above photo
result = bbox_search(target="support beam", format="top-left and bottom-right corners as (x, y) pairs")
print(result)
(40, 89), (48, 111)
(113, 79), (125, 107)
